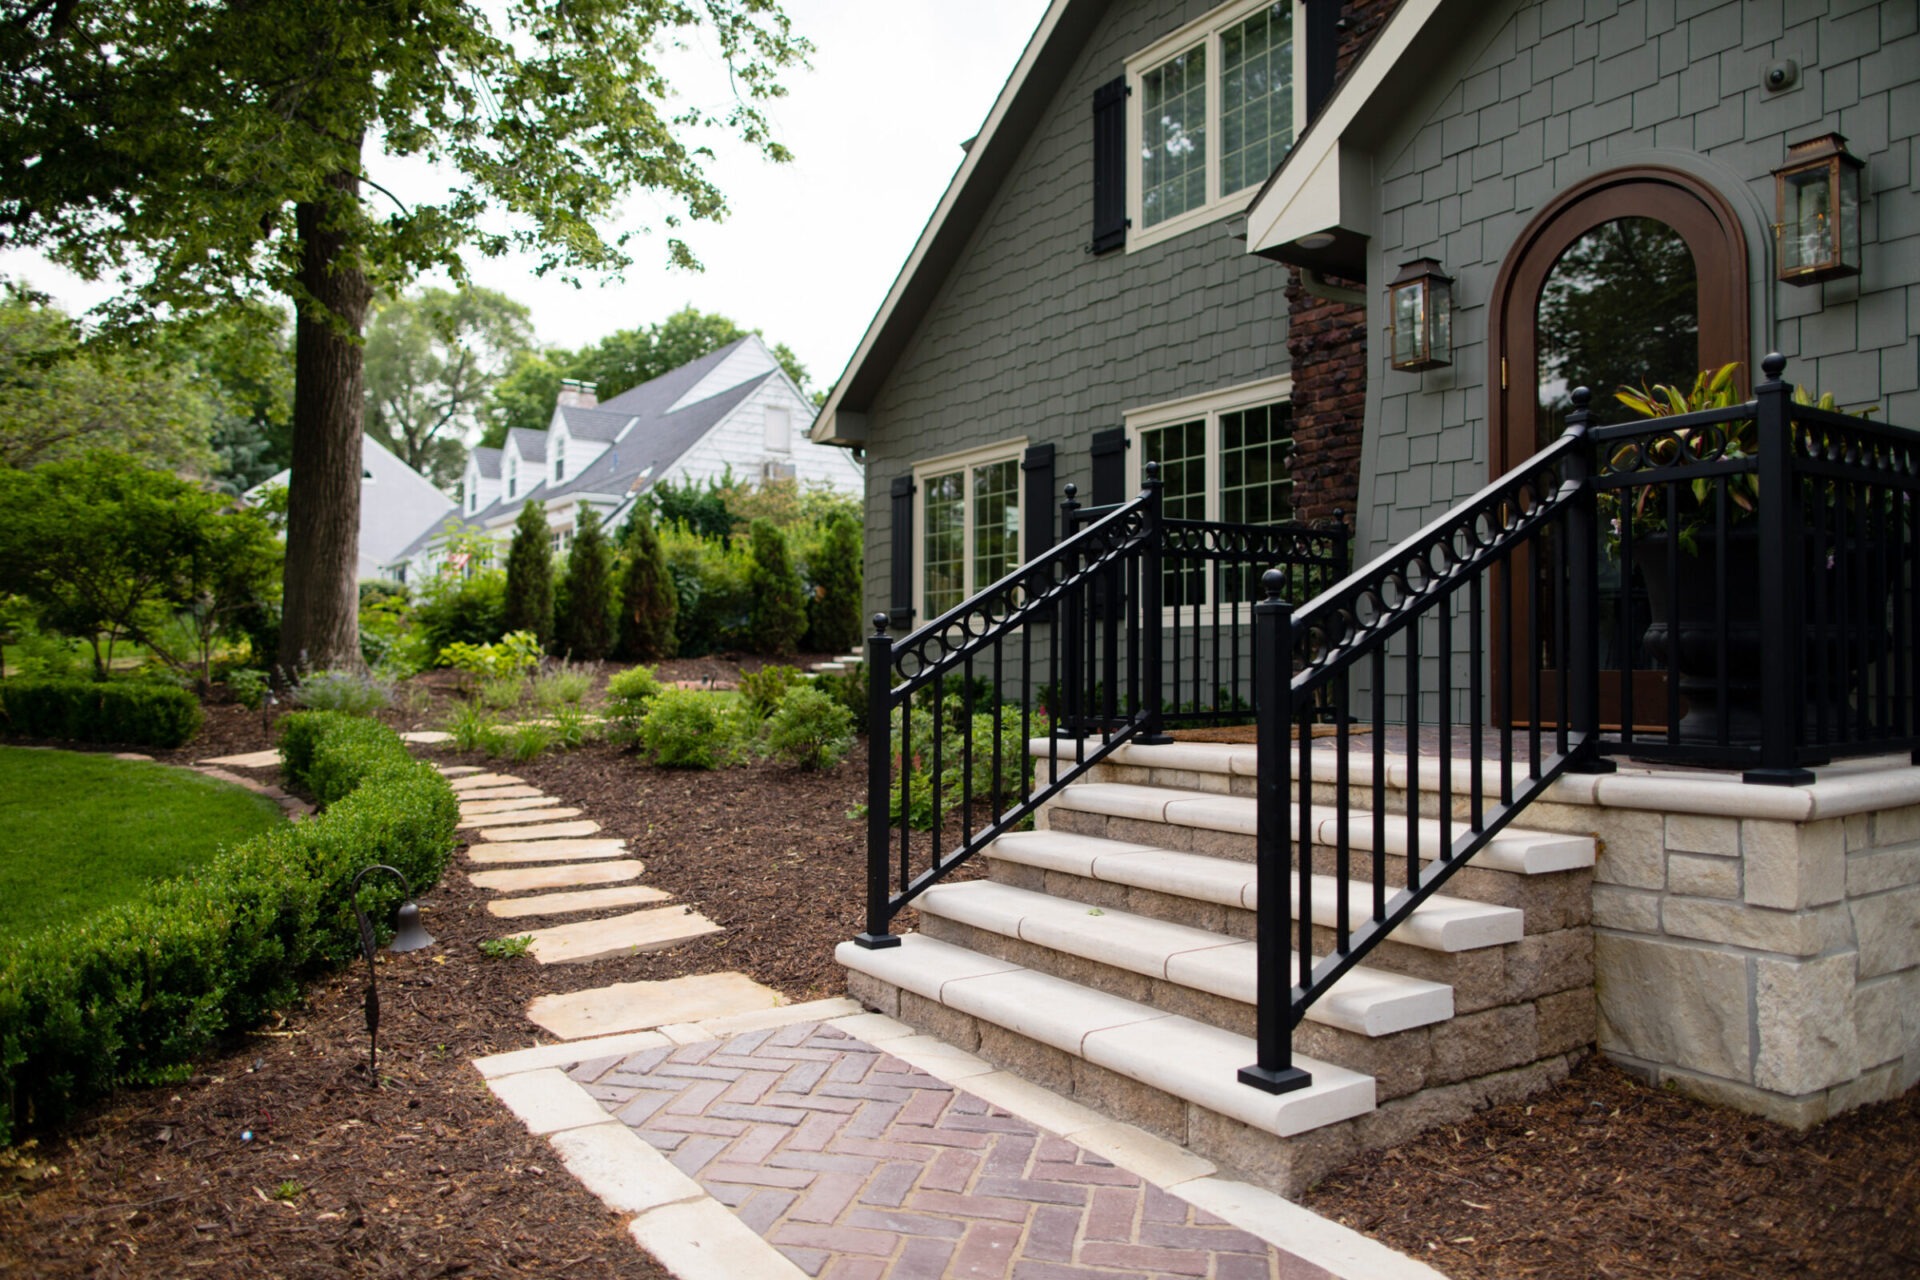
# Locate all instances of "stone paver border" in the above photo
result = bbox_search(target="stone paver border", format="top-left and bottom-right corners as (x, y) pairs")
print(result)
(477, 1002), (1446, 1280)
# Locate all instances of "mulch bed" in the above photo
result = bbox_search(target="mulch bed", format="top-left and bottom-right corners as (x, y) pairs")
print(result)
(3, 676), (1918, 1278)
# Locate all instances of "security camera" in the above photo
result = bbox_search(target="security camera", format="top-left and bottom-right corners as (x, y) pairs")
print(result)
(1764, 60), (1799, 92)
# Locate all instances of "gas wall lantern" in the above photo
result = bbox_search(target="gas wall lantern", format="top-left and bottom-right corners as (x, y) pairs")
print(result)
(1773, 132), (1864, 285)
(1386, 258), (1453, 372)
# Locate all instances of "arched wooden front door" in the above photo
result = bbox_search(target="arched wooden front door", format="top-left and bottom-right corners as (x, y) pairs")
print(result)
(1488, 168), (1750, 725)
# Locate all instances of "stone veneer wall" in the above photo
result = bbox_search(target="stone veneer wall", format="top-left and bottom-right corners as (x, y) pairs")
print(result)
(1511, 767), (1920, 1127)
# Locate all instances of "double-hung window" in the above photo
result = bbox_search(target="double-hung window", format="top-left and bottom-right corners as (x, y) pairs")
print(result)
(1128, 377), (1294, 605)
(1127, 0), (1301, 250)
(914, 442), (1025, 623)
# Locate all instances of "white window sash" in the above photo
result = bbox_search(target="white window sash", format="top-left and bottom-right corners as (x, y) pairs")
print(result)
(911, 439), (1028, 625)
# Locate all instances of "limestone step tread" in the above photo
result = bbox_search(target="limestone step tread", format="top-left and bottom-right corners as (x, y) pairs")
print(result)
(486, 884), (670, 919)
(466, 838), (629, 865)
(836, 934), (1375, 1139)
(198, 749), (282, 768)
(987, 830), (1524, 952)
(455, 784), (546, 803)
(460, 795), (564, 817)
(525, 971), (784, 1040)
(469, 859), (644, 891)
(401, 730), (454, 745)
(478, 818), (602, 842)
(436, 765), (486, 777)
(461, 807), (583, 830)
(1051, 783), (1593, 875)
(516, 905), (723, 965)
(448, 772), (525, 791)
(917, 881), (1452, 1037)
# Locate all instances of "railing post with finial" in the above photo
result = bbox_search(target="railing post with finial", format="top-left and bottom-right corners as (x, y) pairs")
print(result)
(1138, 461), (1172, 744)
(1059, 483), (1084, 737)
(1748, 353), (1815, 784)
(1239, 570), (1312, 1095)
(856, 613), (902, 948)
(1562, 387), (1613, 772)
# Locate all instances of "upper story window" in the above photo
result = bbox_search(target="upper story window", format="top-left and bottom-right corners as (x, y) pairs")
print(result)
(554, 435), (567, 483)
(764, 407), (791, 453)
(506, 455), (519, 499)
(914, 442), (1024, 623)
(1128, 0), (1300, 251)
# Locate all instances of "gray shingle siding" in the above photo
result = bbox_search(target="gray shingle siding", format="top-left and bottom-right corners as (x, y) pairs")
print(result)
(858, 0), (1301, 628)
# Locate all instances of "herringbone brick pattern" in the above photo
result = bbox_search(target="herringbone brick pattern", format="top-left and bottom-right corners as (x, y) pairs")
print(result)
(569, 1022), (1291, 1279)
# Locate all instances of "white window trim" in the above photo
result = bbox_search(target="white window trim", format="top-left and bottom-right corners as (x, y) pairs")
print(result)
(911, 437), (1028, 624)
(1125, 0), (1307, 253)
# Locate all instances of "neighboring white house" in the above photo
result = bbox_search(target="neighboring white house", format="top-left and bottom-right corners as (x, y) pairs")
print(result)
(385, 335), (862, 582)
(250, 434), (456, 581)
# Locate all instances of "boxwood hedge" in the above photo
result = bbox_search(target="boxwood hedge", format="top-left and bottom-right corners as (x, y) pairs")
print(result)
(0, 677), (204, 748)
(0, 712), (456, 1144)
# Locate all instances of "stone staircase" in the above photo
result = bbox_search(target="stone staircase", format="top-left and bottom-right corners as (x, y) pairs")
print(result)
(838, 739), (1598, 1193)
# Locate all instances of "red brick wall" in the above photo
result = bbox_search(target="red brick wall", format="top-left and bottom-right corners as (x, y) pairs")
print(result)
(1285, 0), (1397, 528)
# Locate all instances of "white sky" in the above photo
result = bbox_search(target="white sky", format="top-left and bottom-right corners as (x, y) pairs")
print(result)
(0, 0), (1051, 395)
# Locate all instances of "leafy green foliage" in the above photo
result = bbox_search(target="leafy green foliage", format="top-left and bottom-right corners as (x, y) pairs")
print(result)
(762, 686), (854, 770)
(225, 668), (270, 711)
(160, 301), (295, 495)
(0, 678), (204, 748)
(289, 671), (393, 717)
(638, 689), (734, 769)
(812, 661), (871, 730)
(532, 666), (592, 708)
(747, 519), (807, 658)
(882, 697), (1043, 831)
(365, 287), (533, 488)
(0, 715), (457, 1143)
(556, 507), (614, 660)
(659, 522), (753, 657)
(437, 631), (542, 682)
(479, 935), (535, 960)
(442, 701), (500, 753)
(617, 505), (678, 661)
(503, 721), (556, 762)
(739, 664), (804, 719)
(805, 510), (864, 654)
(413, 568), (508, 657)
(603, 664), (663, 745)
(651, 473), (740, 543)
(503, 502), (554, 647)
(478, 677), (527, 711)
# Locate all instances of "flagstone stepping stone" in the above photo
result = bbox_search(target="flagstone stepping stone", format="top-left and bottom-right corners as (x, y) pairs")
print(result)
(524, 971), (782, 1039)
(455, 785), (545, 802)
(515, 905), (723, 965)
(468, 860), (645, 892)
(487, 884), (669, 920)
(199, 749), (282, 769)
(436, 765), (485, 777)
(479, 819), (601, 842)
(460, 795), (563, 817)
(466, 838), (628, 865)
(401, 730), (453, 744)
(461, 807), (583, 830)
(448, 773), (524, 791)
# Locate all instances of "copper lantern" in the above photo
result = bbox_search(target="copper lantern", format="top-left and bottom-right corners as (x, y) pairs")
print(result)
(1387, 259), (1453, 371)
(1774, 133), (1863, 285)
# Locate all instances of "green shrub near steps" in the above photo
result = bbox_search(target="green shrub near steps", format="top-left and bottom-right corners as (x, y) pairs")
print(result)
(0, 677), (203, 748)
(638, 688), (731, 768)
(0, 712), (456, 1145)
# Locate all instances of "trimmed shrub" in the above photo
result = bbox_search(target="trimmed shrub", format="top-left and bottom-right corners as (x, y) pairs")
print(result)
(746, 519), (807, 658)
(0, 677), (203, 748)
(618, 506), (678, 661)
(502, 500), (554, 646)
(413, 570), (506, 654)
(813, 661), (870, 730)
(638, 688), (730, 768)
(0, 713), (456, 1143)
(738, 664), (802, 719)
(603, 664), (662, 745)
(763, 685), (855, 770)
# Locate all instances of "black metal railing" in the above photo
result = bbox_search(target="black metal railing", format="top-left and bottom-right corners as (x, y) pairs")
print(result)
(1238, 407), (1607, 1093)
(855, 465), (1344, 947)
(1590, 353), (1920, 779)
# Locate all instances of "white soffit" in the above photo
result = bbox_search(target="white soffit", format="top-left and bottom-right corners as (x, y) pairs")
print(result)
(1246, 0), (1450, 256)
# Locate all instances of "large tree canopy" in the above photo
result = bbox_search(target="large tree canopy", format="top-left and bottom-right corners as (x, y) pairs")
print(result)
(365, 285), (531, 489)
(484, 305), (811, 442)
(0, 0), (808, 667)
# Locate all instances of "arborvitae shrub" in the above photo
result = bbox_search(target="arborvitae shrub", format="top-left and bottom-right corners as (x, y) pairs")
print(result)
(558, 508), (614, 660)
(502, 500), (554, 646)
(746, 518), (806, 658)
(618, 505), (677, 661)
(0, 677), (204, 747)
(806, 510), (863, 654)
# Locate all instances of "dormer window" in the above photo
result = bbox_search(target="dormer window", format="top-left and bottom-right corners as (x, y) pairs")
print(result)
(554, 436), (566, 483)
(467, 483), (477, 514)
(507, 455), (518, 499)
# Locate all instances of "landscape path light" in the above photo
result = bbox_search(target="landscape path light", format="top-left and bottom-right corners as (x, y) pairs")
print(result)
(350, 863), (435, 1085)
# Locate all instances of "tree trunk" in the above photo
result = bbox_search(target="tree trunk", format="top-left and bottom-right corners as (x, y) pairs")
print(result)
(280, 169), (373, 672)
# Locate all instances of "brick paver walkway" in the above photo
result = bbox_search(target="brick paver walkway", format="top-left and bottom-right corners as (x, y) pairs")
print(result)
(567, 1021), (1284, 1279)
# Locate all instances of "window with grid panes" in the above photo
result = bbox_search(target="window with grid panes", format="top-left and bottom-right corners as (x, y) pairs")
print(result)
(1130, 0), (1297, 246)
(918, 450), (1023, 623)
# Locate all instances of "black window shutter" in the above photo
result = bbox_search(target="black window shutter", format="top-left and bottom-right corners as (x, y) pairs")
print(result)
(889, 474), (915, 631)
(1090, 428), (1128, 506)
(1304, 0), (1341, 123)
(1022, 444), (1056, 559)
(1090, 76), (1128, 254)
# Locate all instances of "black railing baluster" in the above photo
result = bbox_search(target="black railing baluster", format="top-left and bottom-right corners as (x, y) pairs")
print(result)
(930, 680), (944, 867)
(1500, 548), (1514, 805)
(1407, 616), (1421, 894)
(1470, 571), (1484, 832)
(1619, 531), (1636, 750)
(1335, 668), (1351, 955)
(1551, 525), (1567, 759)
(1372, 647), (1387, 922)
(1714, 474), (1730, 748)
(1439, 598), (1454, 862)
(1139, 462), (1168, 743)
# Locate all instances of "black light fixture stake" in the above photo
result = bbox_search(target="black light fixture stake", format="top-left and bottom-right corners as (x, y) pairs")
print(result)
(350, 864), (436, 1086)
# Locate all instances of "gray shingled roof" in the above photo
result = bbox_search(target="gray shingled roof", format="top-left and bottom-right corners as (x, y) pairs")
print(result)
(508, 428), (548, 464)
(558, 405), (636, 442)
(471, 446), (502, 479)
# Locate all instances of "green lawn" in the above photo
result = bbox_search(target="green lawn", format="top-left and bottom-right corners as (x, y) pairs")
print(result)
(0, 747), (284, 940)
